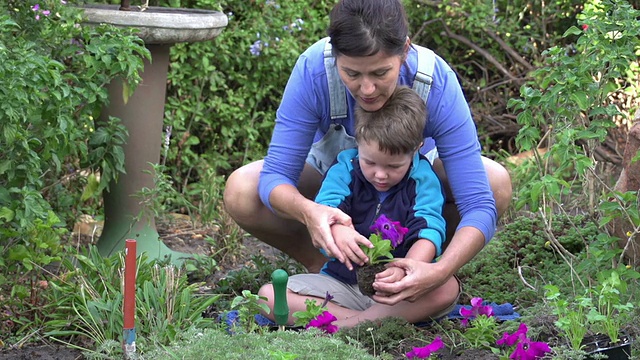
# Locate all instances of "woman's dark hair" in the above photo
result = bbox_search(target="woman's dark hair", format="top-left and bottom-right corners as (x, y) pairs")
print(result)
(327, 0), (409, 57)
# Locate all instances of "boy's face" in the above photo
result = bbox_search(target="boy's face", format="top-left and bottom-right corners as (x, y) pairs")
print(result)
(358, 140), (413, 192)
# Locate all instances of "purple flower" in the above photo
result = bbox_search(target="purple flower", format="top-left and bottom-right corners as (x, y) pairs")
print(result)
(497, 323), (551, 360)
(497, 323), (528, 347)
(510, 338), (551, 360)
(306, 311), (338, 334)
(370, 214), (408, 247)
(31, 4), (40, 11)
(249, 40), (263, 56)
(459, 297), (494, 326)
(406, 336), (444, 359)
(320, 291), (334, 308)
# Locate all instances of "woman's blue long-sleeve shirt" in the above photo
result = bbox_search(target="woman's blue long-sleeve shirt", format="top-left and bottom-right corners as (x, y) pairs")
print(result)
(259, 37), (497, 243)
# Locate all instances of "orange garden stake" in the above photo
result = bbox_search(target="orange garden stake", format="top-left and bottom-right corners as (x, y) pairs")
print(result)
(123, 239), (137, 358)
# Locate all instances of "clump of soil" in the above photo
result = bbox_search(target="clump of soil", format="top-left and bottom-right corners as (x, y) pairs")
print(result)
(356, 263), (386, 297)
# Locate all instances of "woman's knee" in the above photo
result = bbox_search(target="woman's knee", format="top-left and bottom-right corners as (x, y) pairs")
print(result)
(483, 158), (513, 218)
(223, 162), (262, 221)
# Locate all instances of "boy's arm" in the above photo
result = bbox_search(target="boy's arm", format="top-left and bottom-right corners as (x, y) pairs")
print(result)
(405, 239), (436, 263)
(315, 149), (372, 268)
(375, 239), (435, 284)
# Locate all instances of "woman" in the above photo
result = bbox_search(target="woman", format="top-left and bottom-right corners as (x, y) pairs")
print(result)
(224, 0), (512, 316)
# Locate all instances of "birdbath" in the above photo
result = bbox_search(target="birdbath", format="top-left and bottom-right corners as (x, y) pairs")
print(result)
(81, 3), (227, 265)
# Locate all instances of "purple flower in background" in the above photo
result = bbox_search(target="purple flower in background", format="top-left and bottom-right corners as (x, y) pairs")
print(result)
(31, 3), (52, 20)
(459, 297), (494, 326)
(249, 40), (263, 56)
(370, 214), (408, 247)
(306, 311), (338, 334)
(406, 336), (444, 359)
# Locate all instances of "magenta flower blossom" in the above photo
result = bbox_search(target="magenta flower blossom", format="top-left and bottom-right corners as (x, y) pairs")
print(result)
(497, 323), (528, 347)
(497, 323), (551, 360)
(459, 297), (494, 326)
(510, 337), (551, 360)
(306, 311), (338, 334)
(370, 214), (408, 247)
(406, 336), (444, 359)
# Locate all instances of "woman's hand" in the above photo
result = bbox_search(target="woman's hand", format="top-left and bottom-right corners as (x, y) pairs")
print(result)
(304, 203), (354, 265)
(331, 224), (373, 270)
(371, 258), (448, 305)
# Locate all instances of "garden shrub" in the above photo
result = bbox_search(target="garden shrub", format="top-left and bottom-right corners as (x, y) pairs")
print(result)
(150, 0), (334, 195)
(0, 0), (148, 323)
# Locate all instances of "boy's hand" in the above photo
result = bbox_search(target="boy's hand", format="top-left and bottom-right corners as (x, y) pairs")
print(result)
(331, 224), (373, 271)
(374, 266), (405, 284)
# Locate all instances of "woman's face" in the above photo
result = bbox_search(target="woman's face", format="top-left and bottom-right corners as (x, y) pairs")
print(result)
(336, 50), (405, 112)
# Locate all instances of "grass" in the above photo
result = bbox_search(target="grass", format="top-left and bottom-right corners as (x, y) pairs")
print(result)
(145, 327), (379, 360)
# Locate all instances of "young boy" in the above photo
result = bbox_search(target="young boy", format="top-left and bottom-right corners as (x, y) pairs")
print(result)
(258, 86), (449, 328)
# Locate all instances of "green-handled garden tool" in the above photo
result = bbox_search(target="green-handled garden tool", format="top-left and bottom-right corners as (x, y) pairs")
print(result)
(271, 269), (289, 331)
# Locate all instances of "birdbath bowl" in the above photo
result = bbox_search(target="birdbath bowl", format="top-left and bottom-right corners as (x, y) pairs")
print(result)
(82, 5), (228, 265)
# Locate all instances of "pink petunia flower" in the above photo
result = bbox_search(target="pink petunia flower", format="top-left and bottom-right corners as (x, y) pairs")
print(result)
(459, 297), (494, 326)
(582, 24), (589, 31)
(370, 214), (409, 247)
(497, 323), (551, 360)
(510, 338), (551, 360)
(406, 336), (444, 359)
(306, 311), (338, 334)
(497, 323), (528, 347)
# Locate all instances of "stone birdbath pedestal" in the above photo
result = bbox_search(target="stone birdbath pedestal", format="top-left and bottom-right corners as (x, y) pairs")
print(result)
(82, 1), (227, 265)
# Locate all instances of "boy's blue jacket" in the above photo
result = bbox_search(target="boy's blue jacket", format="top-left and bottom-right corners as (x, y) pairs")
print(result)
(315, 148), (446, 285)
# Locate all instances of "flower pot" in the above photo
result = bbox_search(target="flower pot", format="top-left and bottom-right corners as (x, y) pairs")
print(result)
(356, 263), (386, 297)
(583, 332), (633, 360)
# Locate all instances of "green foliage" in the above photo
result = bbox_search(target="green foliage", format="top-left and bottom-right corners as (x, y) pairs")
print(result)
(43, 246), (219, 356)
(359, 234), (395, 265)
(509, 0), (640, 213)
(545, 269), (637, 351)
(230, 289), (270, 334)
(455, 315), (501, 351)
(458, 212), (594, 305)
(545, 284), (591, 350)
(146, 0), (334, 193)
(292, 296), (329, 328)
(0, 3), (150, 343)
(336, 317), (422, 357)
(214, 254), (303, 305)
(587, 271), (635, 344)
